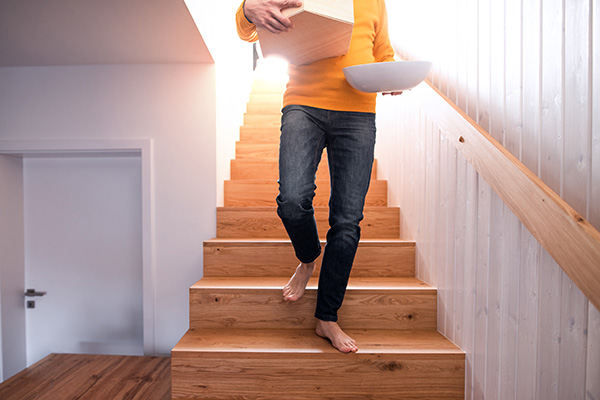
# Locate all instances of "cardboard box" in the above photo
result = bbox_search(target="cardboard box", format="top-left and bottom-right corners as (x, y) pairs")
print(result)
(257, 0), (354, 65)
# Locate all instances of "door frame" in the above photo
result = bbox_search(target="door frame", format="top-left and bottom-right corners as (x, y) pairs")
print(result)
(0, 138), (156, 357)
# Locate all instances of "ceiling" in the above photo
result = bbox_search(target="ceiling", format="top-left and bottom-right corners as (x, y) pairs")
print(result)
(0, 0), (213, 67)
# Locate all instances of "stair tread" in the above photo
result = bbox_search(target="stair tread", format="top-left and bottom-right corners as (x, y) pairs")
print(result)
(192, 276), (433, 291)
(218, 206), (399, 211)
(204, 238), (414, 245)
(173, 328), (463, 356)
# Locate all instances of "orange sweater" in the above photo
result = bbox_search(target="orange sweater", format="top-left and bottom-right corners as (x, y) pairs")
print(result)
(236, 0), (395, 113)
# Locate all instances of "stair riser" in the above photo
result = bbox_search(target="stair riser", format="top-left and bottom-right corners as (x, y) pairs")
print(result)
(236, 142), (280, 159)
(230, 159), (378, 180)
(189, 289), (437, 330)
(251, 81), (285, 94)
(239, 127), (281, 142)
(216, 208), (400, 239)
(203, 242), (415, 277)
(243, 114), (281, 128)
(224, 180), (387, 207)
(172, 354), (465, 400)
(245, 103), (282, 114)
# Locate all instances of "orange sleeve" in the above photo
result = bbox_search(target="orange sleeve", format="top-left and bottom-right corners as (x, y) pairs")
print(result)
(236, 1), (259, 42)
(373, 0), (396, 62)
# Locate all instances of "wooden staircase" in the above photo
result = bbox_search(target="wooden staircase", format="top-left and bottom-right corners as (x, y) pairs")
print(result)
(171, 77), (465, 399)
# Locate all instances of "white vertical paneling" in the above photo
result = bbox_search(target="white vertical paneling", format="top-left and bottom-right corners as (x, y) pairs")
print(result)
(516, 227), (539, 399)
(477, 0), (491, 131)
(499, 209), (520, 399)
(484, 194), (503, 399)
(377, 1), (599, 398)
(558, 278), (589, 399)
(456, 0), (469, 111)
(539, 0), (564, 195)
(563, 0), (591, 216)
(463, 167), (478, 400)
(453, 155), (468, 348)
(437, 131), (447, 333)
(588, 306), (600, 399)
(473, 175), (490, 400)
(588, 2), (600, 397)
(522, 0), (542, 173)
(535, 252), (561, 400)
(466, 0), (479, 121)
(558, 2), (592, 398)
(592, 0), (600, 230)
(443, 140), (458, 337)
(516, 0), (542, 396)
(473, 3), (492, 395)
(504, 0), (523, 157)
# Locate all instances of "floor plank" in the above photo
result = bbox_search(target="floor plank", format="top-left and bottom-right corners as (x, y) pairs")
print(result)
(0, 354), (170, 400)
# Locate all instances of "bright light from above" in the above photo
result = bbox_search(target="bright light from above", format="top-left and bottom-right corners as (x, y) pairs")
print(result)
(255, 57), (289, 83)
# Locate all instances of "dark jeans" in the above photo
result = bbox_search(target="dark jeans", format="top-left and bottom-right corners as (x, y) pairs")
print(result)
(276, 105), (376, 322)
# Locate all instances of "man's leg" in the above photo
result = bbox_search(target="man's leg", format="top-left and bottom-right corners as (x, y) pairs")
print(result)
(277, 105), (327, 301)
(314, 110), (376, 352)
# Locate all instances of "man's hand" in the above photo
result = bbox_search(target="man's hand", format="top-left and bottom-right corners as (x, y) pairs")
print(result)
(244, 0), (303, 34)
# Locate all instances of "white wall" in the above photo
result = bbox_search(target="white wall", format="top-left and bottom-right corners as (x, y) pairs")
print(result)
(377, 0), (599, 398)
(185, 0), (255, 206)
(0, 155), (26, 380)
(0, 63), (216, 356)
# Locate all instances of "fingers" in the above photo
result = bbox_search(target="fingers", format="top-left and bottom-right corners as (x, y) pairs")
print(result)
(245, 0), (302, 34)
(279, 0), (303, 10)
(263, 11), (295, 33)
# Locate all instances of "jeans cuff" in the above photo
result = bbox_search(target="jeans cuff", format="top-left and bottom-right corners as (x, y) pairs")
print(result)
(297, 245), (321, 264)
(314, 312), (338, 322)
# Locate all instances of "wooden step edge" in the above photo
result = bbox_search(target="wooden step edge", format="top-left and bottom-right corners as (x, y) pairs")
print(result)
(224, 179), (387, 185)
(172, 329), (464, 357)
(203, 238), (415, 246)
(216, 207), (399, 213)
(190, 277), (434, 292)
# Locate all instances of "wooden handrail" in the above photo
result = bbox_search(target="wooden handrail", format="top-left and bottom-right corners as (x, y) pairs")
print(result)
(409, 80), (600, 311)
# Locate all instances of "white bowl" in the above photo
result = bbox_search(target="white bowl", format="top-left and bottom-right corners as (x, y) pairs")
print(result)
(343, 61), (432, 93)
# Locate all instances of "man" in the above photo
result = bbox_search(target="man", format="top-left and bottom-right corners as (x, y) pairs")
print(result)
(236, 0), (400, 353)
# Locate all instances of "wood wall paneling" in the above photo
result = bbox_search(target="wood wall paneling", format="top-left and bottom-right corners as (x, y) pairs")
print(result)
(375, 0), (600, 398)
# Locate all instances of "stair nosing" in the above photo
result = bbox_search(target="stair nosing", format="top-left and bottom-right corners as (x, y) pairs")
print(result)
(190, 277), (435, 292)
(172, 329), (464, 357)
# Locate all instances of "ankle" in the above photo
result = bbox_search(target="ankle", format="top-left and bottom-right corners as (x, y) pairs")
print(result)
(299, 261), (315, 271)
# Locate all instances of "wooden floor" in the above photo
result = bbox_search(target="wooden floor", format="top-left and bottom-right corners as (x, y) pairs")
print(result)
(0, 354), (170, 400)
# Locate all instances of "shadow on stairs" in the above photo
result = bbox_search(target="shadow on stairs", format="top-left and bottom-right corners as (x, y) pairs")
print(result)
(171, 76), (465, 400)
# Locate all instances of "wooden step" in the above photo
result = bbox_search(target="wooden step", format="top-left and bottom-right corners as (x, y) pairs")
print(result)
(251, 80), (286, 94)
(216, 207), (400, 239)
(224, 179), (387, 207)
(236, 141), (280, 158)
(239, 126), (281, 142)
(188, 277), (436, 331)
(245, 101), (283, 115)
(203, 239), (415, 278)
(242, 114), (282, 130)
(249, 93), (283, 105)
(230, 159), (378, 180)
(172, 329), (465, 400)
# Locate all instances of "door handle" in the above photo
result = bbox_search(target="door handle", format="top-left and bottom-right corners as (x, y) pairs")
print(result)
(24, 289), (47, 297)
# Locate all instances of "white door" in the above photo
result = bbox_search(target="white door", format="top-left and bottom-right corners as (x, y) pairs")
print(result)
(23, 155), (144, 366)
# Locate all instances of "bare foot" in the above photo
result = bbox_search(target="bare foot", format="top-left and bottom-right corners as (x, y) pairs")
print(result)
(282, 262), (315, 301)
(315, 320), (358, 353)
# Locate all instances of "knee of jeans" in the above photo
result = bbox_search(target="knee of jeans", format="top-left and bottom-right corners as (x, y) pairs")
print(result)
(327, 220), (362, 242)
(276, 194), (314, 224)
